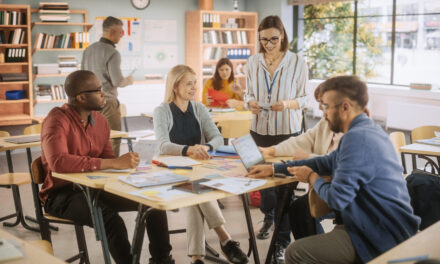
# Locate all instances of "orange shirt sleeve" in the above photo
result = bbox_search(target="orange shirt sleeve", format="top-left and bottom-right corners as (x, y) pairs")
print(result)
(202, 79), (213, 106)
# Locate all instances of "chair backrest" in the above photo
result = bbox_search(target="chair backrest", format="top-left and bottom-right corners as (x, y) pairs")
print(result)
(24, 123), (42, 135)
(217, 119), (251, 139)
(31, 156), (45, 185)
(119, 103), (127, 117)
(390, 131), (406, 155)
(0, 130), (10, 137)
(411, 125), (440, 143)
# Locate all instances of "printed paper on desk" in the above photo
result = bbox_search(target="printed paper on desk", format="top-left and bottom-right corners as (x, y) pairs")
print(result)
(101, 168), (131, 173)
(134, 139), (160, 165)
(200, 178), (266, 194)
(131, 186), (194, 201)
(128, 130), (155, 139)
(0, 238), (25, 262)
(118, 170), (189, 188)
(155, 156), (201, 167)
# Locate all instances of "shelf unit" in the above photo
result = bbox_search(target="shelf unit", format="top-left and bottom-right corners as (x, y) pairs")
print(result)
(186, 10), (258, 101)
(0, 4), (33, 126)
(31, 9), (92, 109)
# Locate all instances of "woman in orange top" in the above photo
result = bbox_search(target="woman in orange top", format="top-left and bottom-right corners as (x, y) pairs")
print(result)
(202, 58), (244, 109)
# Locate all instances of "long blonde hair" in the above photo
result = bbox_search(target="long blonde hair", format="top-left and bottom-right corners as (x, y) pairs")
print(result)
(164, 65), (196, 103)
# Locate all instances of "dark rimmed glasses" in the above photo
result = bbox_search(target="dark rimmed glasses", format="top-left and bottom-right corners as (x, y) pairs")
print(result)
(259, 36), (281, 45)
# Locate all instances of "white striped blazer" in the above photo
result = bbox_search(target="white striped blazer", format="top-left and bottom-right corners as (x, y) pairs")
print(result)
(245, 51), (308, 136)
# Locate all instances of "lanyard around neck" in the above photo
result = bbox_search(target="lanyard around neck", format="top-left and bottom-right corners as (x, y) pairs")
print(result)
(264, 70), (279, 100)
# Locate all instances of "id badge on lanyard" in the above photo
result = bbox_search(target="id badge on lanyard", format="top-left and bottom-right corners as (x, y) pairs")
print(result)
(264, 70), (279, 102)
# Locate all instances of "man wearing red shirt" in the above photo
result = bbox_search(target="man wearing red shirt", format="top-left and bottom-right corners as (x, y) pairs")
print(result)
(39, 70), (174, 264)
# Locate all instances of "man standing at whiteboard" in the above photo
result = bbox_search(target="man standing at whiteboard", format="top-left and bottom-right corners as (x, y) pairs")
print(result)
(82, 16), (134, 157)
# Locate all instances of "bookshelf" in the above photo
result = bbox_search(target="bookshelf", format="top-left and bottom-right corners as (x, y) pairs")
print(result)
(31, 8), (92, 114)
(186, 10), (258, 101)
(0, 4), (33, 126)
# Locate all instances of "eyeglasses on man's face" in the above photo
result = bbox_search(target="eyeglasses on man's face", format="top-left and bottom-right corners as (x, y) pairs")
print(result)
(319, 102), (342, 111)
(259, 36), (281, 45)
(76, 86), (103, 96)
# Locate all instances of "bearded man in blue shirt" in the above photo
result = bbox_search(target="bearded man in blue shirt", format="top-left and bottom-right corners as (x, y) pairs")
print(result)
(248, 75), (420, 263)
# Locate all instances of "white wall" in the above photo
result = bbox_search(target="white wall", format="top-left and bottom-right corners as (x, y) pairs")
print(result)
(308, 80), (440, 131)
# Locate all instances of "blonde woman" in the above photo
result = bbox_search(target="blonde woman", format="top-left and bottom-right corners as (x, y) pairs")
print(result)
(153, 65), (248, 264)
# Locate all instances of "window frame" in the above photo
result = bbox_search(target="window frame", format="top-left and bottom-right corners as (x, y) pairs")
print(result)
(293, 0), (440, 86)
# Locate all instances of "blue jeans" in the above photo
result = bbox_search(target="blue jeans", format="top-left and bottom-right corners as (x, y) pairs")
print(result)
(260, 186), (294, 248)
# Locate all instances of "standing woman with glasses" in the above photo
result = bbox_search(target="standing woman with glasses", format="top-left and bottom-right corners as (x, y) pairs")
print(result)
(245, 15), (308, 263)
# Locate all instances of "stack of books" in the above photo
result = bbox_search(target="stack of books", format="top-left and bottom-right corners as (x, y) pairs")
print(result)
(0, 10), (26, 25)
(203, 30), (248, 45)
(34, 32), (90, 49)
(35, 84), (52, 101)
(58, 55), (78, 73)
(35, 83), (67, 101)
(39, 2), (70, 22)
(5, 48), (26, 63)
(202, 66), (214, 76)
(34, 63), (58, 75)
(204, 47), (228, 61)
(0, 29), (26, 44)
(0, 73), (28, 82)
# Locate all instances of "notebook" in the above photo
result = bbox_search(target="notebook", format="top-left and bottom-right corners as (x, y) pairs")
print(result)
(231, 134), (265, 171)
(118, 170), (189, 188)
(4, 135), (40, 144)
(416, 137), (440, 147)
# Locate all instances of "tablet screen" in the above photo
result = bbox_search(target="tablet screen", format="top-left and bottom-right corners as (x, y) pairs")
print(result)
(232, 134), (265, 171)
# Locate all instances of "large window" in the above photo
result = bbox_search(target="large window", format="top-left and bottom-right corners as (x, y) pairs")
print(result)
(294, 0), (440, 86)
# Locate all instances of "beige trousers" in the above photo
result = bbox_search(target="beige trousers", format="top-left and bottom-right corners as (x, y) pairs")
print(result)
(185, 200), (226, 256)
(100, 98), (121, 157)
(285, 225), (362, 264)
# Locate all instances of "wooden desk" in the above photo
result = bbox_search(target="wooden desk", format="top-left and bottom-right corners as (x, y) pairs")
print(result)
(400, 143), (440, 173)
(0, 130), (128, 232)
(0, 228), (65, 264)
(141, 110), (252, 123)
(367, 221), (440, 264)
(209, 110), (252, 123)
(104, 163), (294, 211)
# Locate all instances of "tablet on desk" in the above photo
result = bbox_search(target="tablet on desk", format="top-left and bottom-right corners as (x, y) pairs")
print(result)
(172, 179), (213, 194)
(231, 134), (265, 171)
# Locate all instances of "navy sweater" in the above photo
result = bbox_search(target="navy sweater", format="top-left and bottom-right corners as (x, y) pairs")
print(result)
(275, 113), (420, 262)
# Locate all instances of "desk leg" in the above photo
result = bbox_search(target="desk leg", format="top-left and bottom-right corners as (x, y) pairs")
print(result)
(411, 154), (417, 171)
(240, 194), (260, 264)
(1, 150), (39, 232)
(131, 205), (153, 264)
(77, 186), (112, 264)
(265, 183), (296, 264)
(401, 153), (407, 175)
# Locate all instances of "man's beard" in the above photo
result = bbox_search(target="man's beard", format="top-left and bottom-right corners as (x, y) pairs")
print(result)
(327, 113), (343, 133)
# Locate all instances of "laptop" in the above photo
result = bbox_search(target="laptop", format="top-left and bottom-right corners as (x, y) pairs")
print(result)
(231, 134), (265, 171)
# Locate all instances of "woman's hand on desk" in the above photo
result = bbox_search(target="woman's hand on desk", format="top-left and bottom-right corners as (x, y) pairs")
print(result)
(259, 147), (275, 158)
(187, 145), (210, 160)
(247, 164), (273, 178)
(102, 152), (140, 169)
(291, 149), (309, 161)
(248, 100), (261, 114)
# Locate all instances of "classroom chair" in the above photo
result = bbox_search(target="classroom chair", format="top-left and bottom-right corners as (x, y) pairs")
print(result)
(24, 123), (42, 135)
(389, 131), (407, 177)
(390, 131), (406, 157)
(31, 156), (90, 264)
(410, 125), (440, 173)
(410, 125), (440, 143)
(0, 131), (39, 232)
